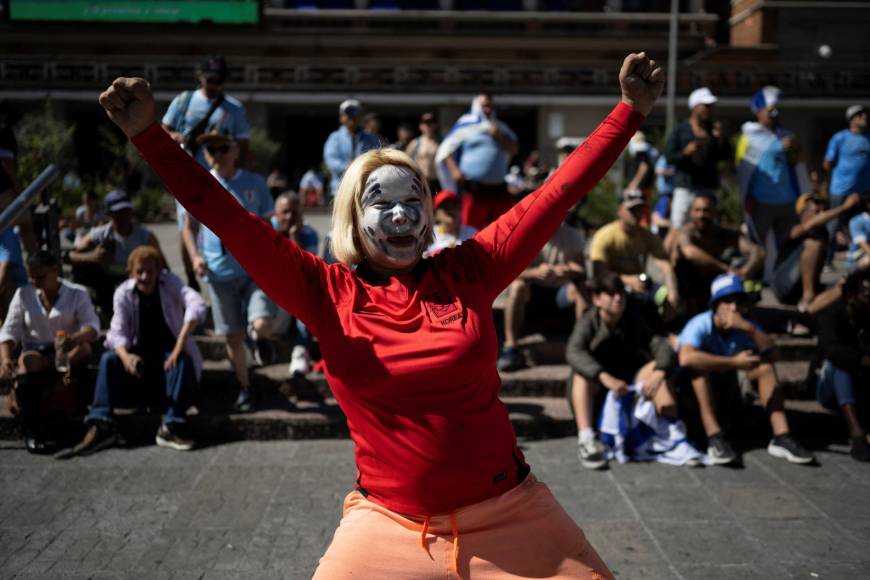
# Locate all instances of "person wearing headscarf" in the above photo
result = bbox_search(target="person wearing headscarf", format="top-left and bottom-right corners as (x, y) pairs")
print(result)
(435, 93), (518, 230)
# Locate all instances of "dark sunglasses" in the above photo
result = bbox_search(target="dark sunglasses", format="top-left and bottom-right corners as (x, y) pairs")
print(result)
(206, 144), (231, 155)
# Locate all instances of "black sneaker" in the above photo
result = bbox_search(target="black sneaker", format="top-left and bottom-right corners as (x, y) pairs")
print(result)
(155, 423), (195, 451)
(850, 436), (870, 462)
(577, 437), (608, 470)
(707, 432), (739, 466)
(768, 433), (815, 465)
(233, 388), (255, 413)
(23, 429), (54, 455)
(67, 421), (118, 457)
(496, 346), (525, 373)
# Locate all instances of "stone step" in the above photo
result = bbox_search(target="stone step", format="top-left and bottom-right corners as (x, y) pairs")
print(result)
(0, 392), (841, 443)
(198, 359), (813, 398)
(193, 332), (818, 365)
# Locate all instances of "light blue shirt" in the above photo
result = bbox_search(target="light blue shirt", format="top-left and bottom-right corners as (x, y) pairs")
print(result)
(162, 90), (251, 168)
(202, 169), (272, 281)
(655, 155), (675, 196)
(848, 211), (870, 270)
(457, 128), (516, 185)
(322, 127), (381, 196)
(825, 129), (870, 196)
(677, 311), (758, 357)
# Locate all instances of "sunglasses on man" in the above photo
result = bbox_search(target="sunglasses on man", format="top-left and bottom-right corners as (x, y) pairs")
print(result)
(206, 144), (231, 155)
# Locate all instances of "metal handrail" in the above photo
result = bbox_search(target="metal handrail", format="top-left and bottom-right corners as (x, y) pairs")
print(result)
(0, 164), (58, 233)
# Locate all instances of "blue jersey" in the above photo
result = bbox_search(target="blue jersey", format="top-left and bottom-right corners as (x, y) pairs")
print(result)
(825, 129), (870, 196)
(848, 211), (870, 270)
(202, 169), (272, 281)
(677, 310), (759, 357)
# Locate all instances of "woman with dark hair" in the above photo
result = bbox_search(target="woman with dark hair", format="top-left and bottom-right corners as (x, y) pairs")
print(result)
(98, 52), (663, 579)
(0, 250), (100, 453)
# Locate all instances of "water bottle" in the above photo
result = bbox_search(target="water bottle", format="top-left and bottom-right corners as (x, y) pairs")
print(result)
(54, 331), (69, 374)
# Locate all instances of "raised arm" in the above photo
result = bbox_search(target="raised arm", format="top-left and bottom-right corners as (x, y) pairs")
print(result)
(471, 53), (661, 297)
(99, 78), (331, 329)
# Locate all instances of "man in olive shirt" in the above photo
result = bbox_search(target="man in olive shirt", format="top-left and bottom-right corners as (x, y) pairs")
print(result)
(589, 190), (679, 310)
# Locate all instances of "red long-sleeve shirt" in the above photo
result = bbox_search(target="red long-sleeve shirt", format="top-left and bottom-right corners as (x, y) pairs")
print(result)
(132, 102), (644, 515)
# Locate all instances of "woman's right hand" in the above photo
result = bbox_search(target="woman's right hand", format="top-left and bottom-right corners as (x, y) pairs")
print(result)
(0, 359), (15, 381)
(98, 77), (156, 139)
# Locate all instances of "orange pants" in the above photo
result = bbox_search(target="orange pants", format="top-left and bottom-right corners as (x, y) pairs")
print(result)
(312, 474), (613, 579)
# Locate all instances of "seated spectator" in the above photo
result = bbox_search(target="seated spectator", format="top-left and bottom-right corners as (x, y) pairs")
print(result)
(0, 250), (100, 454)
(673, 194), (765, 317)
(0, 225), (27, 321)
(183, 131), (276, 412)
(271, 191), (319, 375)
(566, 272), (678, 469)
(427, 190), (478, 254)
(677, 274), (814, 466)
(68, 189), (162, 315)
(813, 269), (870, 461)
(73, 191), (106, 245)
(497, 218), (585, 372)
(590, 190), (679, 312)
(64, 246), (207, 456)
(847, 193), (870, 272)
(772, 193), (861, 309)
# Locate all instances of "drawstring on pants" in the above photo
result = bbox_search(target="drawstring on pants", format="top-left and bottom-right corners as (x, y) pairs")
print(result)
(418, 513), (461, 578)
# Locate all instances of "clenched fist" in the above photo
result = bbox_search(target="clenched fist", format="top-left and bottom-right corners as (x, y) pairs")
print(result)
(98, 77), (156, 139)
(618, 52), (665, 117)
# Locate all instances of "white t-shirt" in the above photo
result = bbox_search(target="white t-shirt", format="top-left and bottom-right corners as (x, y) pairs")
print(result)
(0, 279), (100, 349)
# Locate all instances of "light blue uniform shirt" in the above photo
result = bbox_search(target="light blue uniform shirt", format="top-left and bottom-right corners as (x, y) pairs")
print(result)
(457, 127), (517, 185)
(677, 311), (758, 357)
(825, 129), (870, 196)
(202, 169), (272, 282)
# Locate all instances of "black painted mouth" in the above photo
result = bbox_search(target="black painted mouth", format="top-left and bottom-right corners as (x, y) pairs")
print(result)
(386, 235), (416, 247)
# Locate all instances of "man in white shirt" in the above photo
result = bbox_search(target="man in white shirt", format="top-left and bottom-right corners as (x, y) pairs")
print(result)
(0, 250), (100, 454)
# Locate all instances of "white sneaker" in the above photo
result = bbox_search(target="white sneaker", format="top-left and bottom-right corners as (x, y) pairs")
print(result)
(289, 345), (311, 376)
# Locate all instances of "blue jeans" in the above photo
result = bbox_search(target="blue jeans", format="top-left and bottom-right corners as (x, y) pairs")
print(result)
(816, 360), (860, 411)
(86, 350), (196, 426)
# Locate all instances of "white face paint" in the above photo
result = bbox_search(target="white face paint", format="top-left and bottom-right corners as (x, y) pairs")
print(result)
(358, 164), (431, 271)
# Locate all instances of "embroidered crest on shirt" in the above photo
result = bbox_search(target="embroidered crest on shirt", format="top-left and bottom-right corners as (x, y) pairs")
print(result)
(423, 290), (460, 325)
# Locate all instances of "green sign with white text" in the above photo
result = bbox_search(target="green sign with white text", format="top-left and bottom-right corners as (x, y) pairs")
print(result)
(10, 0), (259, 24)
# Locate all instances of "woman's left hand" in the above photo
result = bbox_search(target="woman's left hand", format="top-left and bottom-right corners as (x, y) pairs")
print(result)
(619, 52), (665, 117)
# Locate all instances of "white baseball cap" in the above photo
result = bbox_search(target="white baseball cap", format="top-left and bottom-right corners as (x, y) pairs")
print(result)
(688, 87), (718, 110)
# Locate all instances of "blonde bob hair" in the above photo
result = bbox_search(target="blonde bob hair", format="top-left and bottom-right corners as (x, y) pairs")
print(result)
(330, 148), (434, 265)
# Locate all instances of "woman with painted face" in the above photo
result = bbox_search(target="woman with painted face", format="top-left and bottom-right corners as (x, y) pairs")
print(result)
(99, 52), (663, 579)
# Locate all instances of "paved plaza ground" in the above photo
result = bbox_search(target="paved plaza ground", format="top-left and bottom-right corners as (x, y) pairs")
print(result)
(1, 437), (868, 579)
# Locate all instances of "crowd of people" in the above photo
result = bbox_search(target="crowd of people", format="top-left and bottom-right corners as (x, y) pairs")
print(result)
(0, 55), (867, 474)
